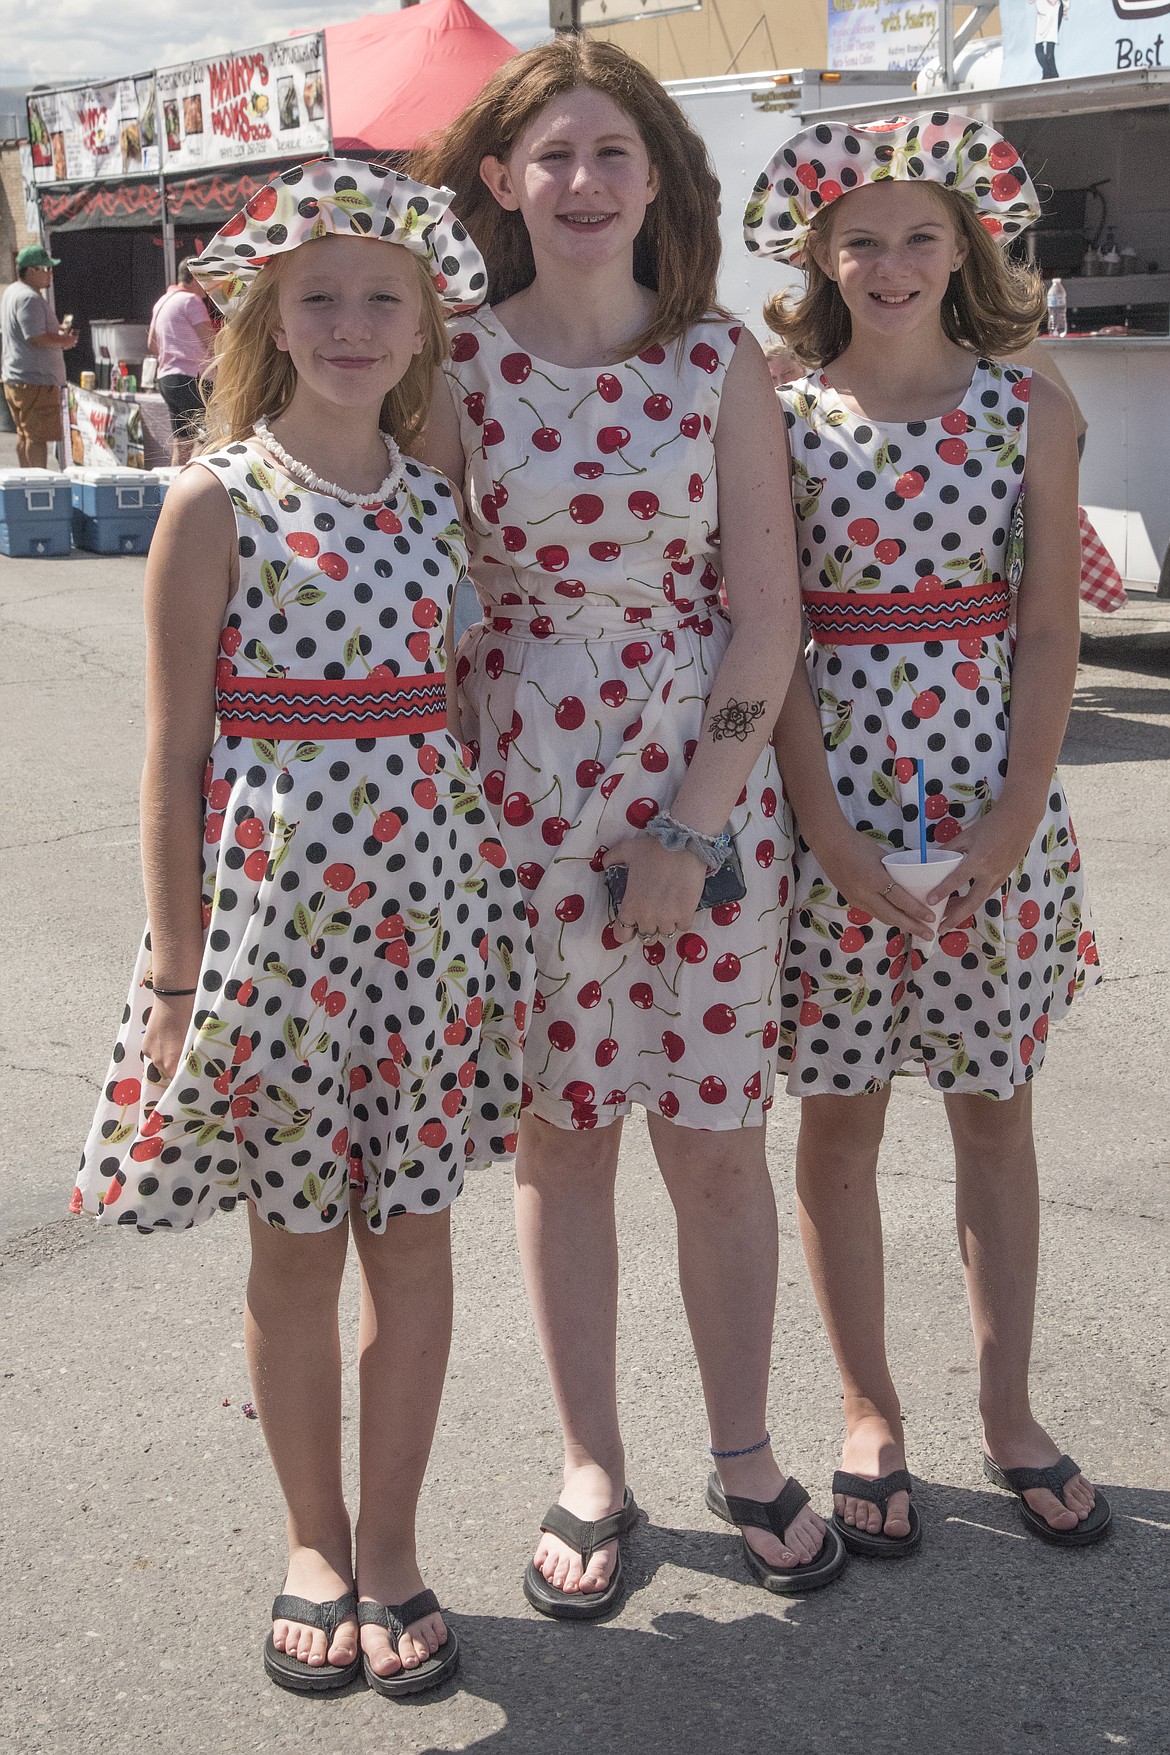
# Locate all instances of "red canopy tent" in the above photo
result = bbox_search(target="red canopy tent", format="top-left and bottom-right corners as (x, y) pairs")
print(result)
(326, 0), (517, 155)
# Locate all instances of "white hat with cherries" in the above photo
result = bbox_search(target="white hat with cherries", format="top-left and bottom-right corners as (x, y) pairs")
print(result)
(744, 111), (1042, 265)
(190, 157), (488, 316)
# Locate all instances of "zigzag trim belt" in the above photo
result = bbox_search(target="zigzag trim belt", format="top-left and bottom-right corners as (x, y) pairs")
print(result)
(803, 578), (1011, 646)
(217, 672), (447, 740)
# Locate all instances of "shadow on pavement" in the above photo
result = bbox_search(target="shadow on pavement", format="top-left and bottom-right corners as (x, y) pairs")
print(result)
(1063, 683), (1170, 765)
(419, 1480), (1168, 1755)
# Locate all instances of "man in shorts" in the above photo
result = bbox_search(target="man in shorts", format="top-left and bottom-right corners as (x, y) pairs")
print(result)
(1, 245), (78, 468)
(147, 259), (216, 464)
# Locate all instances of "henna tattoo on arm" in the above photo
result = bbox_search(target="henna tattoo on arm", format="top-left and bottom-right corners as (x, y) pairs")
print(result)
(707, 698), (766, 742)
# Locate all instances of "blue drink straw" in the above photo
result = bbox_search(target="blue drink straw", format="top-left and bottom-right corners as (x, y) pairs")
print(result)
(917, 761), (928, 861)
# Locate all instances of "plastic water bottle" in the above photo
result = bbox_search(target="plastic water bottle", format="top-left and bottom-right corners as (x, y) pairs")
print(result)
(1047, 278), (1068, 338)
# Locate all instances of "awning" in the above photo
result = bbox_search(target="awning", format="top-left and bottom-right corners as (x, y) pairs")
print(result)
(41, 160), (295, 232)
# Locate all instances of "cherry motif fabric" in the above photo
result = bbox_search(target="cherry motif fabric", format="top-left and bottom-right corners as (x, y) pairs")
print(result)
(445, 309), (794, 1131)
(777, 359), (1100, 1098)
(75, 445), (531, 1233)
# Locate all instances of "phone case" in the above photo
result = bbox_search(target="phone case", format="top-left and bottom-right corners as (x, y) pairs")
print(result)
(603, 837), (746, 915)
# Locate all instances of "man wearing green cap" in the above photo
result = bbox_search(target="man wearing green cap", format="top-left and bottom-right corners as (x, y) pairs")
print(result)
(2, 245), (78, 467)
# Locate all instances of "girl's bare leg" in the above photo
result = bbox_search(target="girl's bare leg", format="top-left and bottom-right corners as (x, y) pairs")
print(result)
(648, 1115), (827, 1568)
(794, 1088), (912, 1539)
(352, 1202), (454, 1678)
(245, 1206), (356, 1670)
(946, 1084), (1097, 1531)
(515, 1113), (626, 1596)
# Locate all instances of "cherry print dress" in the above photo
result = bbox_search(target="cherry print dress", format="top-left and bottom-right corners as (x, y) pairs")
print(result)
(445, 308), (793, 1132)
(777, 358), (1099, 1099)
(74, 445), (531, 1233)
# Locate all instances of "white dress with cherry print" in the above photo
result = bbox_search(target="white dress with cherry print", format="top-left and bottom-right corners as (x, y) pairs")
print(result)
(75, 444), (531, 1233)
(446, 309), (794, 1131)
(777, 358), (1100, 1098)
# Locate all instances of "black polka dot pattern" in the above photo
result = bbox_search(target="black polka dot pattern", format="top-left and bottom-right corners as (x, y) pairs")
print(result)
(75, 446), (533, 1233)
(775, 360), (1100, 1098)
(744, 111), (1042, 264)
(189, 158), (488, 317)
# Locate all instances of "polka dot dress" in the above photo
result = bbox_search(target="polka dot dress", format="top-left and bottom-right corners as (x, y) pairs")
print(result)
(74, 444), (532, 1233)
(446, 310), (794, 1131)
(777, 359), (1100, 1098)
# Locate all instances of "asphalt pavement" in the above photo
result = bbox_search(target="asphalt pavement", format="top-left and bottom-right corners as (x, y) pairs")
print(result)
(1, 445), (1167, 1755)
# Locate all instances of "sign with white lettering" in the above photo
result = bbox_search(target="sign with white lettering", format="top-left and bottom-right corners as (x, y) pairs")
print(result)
(828, 0), (941, 71)
(1001, 0), (1167, 83)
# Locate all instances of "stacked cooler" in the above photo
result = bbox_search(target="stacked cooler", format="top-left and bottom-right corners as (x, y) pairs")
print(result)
(0, 469), (74, 557)
(69, 469), (163, 554)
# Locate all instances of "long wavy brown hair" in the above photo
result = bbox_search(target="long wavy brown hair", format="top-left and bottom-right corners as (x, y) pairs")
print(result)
(410, 37), (723, 359)
(199, 246), (449, 452)
(765, 183), (1045, 367)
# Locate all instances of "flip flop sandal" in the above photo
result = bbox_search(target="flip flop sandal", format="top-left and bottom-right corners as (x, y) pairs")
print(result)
(522, 1486), (640, 1620)
(357, 1590), (460, 1698)
(831, 1468), (922, 1558)
(706, 1473), (848, 1594)
(983, 1453), (1112, 1547)
(263, 1590), (361, 1694)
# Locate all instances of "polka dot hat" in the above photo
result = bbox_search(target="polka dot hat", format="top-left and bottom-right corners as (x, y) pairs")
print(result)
(744, 111), (1042, 265)
(190, 157), (487, 316)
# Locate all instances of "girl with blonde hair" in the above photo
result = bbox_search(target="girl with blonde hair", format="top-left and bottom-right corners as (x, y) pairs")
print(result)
(75, 159), (530, 1693)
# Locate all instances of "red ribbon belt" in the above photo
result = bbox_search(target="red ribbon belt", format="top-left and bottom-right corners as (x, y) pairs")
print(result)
(803, 578), (1012, 646)
(217, 672), (447, 740)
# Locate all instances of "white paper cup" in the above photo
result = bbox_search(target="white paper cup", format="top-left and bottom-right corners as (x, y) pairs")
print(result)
(882, 849), (965, 941)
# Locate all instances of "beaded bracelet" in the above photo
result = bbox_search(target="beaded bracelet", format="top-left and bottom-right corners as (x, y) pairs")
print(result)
(644, 810), (732, 873)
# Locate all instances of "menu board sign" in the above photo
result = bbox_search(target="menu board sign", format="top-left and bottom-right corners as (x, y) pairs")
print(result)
(28, 77), (160, 184)
(155, 34), (328, 173)
(25, 33), (326, 187)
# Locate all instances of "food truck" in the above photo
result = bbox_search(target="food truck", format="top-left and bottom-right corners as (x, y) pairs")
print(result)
(669, 61), (1170, 589)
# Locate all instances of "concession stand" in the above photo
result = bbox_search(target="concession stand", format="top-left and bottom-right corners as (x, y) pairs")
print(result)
(25, 0), (515, 468)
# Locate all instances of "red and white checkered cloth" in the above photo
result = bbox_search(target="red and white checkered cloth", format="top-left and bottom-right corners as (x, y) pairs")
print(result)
(1078, 508), (1128, 613)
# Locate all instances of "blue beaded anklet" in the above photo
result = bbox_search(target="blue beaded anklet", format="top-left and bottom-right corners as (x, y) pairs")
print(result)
(708, 1431), (771, 1459)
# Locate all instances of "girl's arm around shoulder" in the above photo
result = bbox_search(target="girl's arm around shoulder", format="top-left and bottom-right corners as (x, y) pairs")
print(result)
(415, 369), (466, 497)
(710, 327), (802, 666)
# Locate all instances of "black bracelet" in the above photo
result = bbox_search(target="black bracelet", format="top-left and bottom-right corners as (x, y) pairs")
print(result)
(150, 985), (198, 997)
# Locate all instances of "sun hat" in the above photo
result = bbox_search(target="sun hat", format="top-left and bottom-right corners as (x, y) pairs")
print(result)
(744, 111), (1041, 265)
(190, 157), (487, 316)
(17, 244), (61, 271)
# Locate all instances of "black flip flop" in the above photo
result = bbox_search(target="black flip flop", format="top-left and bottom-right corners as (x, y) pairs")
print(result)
(983, 1453), (1112, 1547)
(263, 1590), (361, 1694)
(522, 1486), (640, 1620)
(706, 1472), (848, 1594)
(831, 1468), (922, 1558)
(358, 1590), (460, 1698)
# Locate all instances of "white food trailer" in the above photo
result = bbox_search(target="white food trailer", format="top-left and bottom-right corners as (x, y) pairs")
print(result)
(670, 64), (1170, 588)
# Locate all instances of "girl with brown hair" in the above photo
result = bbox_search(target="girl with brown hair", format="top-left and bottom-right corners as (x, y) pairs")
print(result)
(750, 113), (1108, 1556)
(415, 37), (846, 1614)
(75, 159), (530, 1694)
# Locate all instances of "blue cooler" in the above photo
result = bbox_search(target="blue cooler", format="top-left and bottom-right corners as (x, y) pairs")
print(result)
(70, 468), (163, 555)
(0, 469), (73, 558)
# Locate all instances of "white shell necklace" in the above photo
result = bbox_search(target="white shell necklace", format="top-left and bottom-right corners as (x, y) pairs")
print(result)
(254, 419), (403, 505)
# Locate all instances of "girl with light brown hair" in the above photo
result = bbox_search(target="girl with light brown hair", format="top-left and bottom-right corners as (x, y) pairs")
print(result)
(414, 36), (846, 1615)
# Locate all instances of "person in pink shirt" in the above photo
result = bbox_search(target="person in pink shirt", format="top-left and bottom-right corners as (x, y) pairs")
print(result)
(147, 259), (216, 463)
